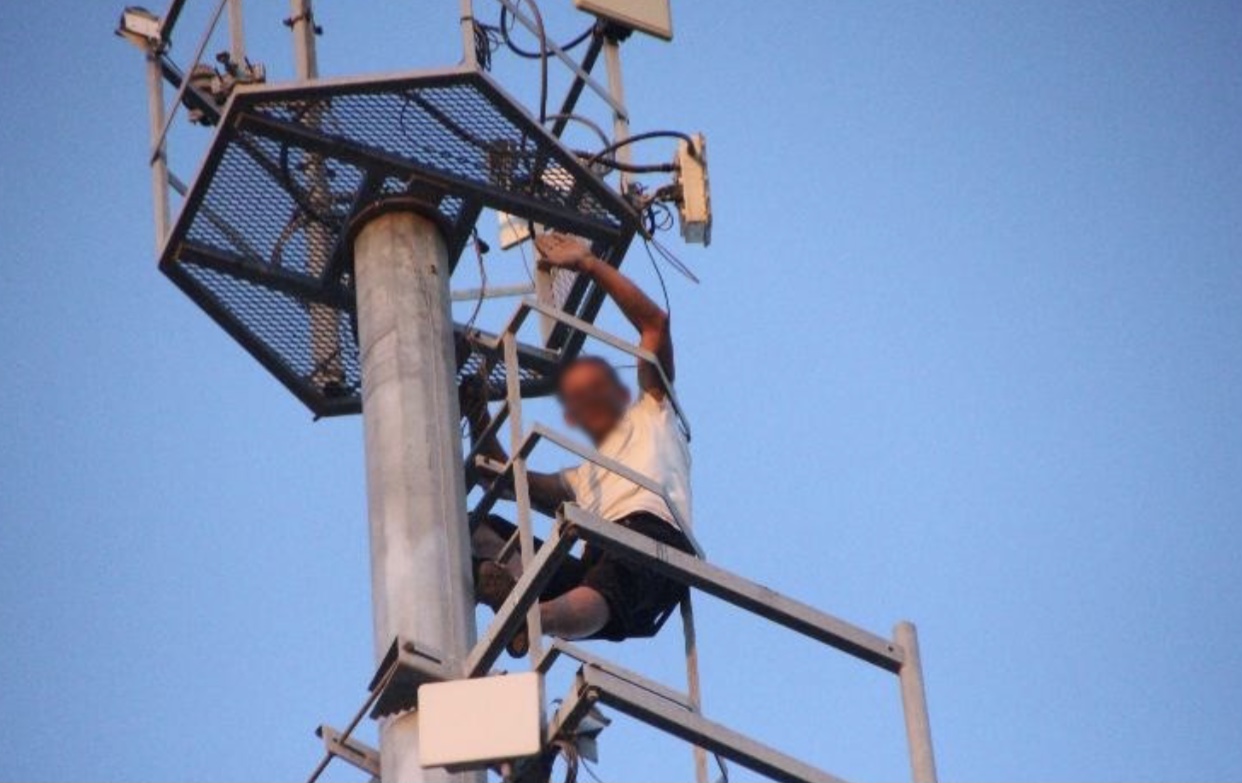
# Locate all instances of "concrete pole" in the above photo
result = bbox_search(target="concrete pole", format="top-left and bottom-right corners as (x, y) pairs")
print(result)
(353, 207), (480, 783)
(895, 621), (938, 783)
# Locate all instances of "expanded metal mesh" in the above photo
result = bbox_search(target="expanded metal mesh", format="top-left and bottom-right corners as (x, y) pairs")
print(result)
(160, 69), (636, 417)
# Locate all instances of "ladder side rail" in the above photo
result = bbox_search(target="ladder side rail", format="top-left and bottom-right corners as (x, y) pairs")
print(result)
(463, 400), (510, 489)
(895, 622), (938, 783)
(503, 331), (545, 662)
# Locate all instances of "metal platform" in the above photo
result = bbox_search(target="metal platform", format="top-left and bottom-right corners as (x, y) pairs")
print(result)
(160, 67), (640, 416)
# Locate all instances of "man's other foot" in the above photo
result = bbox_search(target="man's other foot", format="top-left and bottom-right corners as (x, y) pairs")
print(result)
(474, 560), (516, 612)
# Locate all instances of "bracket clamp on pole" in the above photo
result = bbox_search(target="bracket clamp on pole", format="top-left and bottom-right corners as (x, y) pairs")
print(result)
(368, 636), (453, 719)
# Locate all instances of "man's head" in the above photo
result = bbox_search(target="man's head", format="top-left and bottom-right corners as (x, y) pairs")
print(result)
(556, 356), (631, 444)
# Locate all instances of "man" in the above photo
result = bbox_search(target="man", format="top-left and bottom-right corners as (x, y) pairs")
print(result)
(464, 232), (694, 657)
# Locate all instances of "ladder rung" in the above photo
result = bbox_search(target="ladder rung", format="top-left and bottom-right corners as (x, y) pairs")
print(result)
(560, 504), (905, 673)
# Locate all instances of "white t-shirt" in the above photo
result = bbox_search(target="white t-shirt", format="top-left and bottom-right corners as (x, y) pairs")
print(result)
(560, 392), (692, 531)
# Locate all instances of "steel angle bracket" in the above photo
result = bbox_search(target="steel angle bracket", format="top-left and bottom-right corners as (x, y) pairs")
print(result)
(316, 724), (380, 777)
(368, 636), (454, 719)
(158, 66), (641, 417)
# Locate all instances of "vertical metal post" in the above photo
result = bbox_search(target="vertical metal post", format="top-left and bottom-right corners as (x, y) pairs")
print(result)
(288, 0), (342, 387)
(680, 597), (710, 783)
(289, 0), (318, 79)
(459, 0), (478, 69)
(145, 50), (171, 253)
(503, 332), (545, 661)
(227, 0), (246, 64)
(601, 35), (631, 193)
(895, 621), (937, 783)
(354, 208), (481, 783)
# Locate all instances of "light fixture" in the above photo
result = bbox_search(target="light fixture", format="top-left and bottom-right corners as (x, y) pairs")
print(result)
(115, 6), (162, 51)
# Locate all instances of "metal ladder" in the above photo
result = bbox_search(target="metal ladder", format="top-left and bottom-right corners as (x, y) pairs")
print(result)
(309, 299), (938, 783)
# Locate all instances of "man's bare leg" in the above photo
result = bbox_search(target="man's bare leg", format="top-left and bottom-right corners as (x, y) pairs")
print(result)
(540, 586), (610, 639)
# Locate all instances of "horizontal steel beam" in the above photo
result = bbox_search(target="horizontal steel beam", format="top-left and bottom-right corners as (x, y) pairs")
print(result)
(560, 506), (905, 673)
(178, 241), (353, 309)
(579, 666), (847, 783)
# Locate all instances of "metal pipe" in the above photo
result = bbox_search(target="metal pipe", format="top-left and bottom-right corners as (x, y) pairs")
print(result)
(353, 209), (481, 783)
(680, 597), (710, 783)
(151, 0), (229, 163)
(289, 0), (318, 79)
(459, 0), (477, 69)
(286, 0), (342, 389)
(602, 35), (631, 193)
(894, 622), (938, 783)
(145, 50), (171, 251)
(227, 0), (246, 64)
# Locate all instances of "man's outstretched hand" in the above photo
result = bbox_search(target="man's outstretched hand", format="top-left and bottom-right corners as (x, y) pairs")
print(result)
(535, 232), (594, 273)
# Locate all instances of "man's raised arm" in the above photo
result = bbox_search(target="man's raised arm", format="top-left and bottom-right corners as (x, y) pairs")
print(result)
(534, 233), (674, 399)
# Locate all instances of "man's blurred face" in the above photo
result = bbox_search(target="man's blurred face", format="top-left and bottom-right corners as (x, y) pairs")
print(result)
(558, 360), (630, 444)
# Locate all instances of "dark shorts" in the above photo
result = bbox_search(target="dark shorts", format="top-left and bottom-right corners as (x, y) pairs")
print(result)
(481, 512), (695, 641)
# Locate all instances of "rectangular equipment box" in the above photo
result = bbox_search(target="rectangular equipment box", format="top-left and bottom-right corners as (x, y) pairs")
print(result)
(418, 672), (546, 771)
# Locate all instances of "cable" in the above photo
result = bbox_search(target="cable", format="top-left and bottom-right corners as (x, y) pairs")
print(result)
(546, 113), (612, 149)
(641, 235), (672, 316)
(464, 228), (489, 334)
(472, 20), (501, 70)
(583, 155), (678, 174)
(497, 0), (549, 122)
(497, 5), (594, 58)
(585, 130), (699, 169)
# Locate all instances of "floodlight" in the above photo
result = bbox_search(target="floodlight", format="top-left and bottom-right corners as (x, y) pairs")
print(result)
(573, 0), (673, 41)
(116, 6), (162, 50)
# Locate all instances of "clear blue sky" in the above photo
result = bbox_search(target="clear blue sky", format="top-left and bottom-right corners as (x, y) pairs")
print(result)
(2, 1), (1241, 780)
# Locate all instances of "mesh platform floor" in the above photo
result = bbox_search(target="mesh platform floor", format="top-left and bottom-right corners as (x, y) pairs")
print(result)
(161, 67), (639, 417)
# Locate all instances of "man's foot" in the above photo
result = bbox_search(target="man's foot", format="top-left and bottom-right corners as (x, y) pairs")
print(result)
(474, 560), (516, 612)
(474, 561), (531, 658)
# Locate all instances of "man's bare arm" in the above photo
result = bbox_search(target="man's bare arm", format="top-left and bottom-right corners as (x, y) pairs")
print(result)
(535, 233), (674, 398)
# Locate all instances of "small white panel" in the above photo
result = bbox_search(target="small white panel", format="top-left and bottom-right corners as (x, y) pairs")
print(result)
(574, 0), (673, 41)
(498, 212), (541, 250)
(418, 672), (545, 771)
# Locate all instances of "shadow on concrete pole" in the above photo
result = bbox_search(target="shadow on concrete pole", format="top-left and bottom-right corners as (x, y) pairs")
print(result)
(353, 204), (481, 783)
